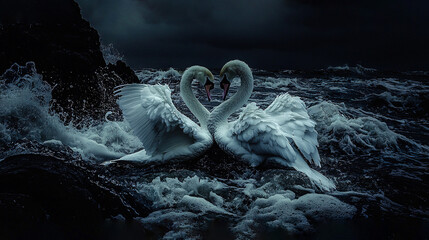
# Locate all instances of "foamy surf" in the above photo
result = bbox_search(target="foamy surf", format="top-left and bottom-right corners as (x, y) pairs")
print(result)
(1, 63), (428, 238)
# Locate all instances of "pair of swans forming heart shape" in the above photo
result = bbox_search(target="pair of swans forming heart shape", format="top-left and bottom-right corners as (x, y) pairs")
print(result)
(106, 60), (335, 191)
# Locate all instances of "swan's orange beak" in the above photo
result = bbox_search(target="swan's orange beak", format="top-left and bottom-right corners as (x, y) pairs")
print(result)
(204, 78), (214, 101)
(220, 75), (230, 101)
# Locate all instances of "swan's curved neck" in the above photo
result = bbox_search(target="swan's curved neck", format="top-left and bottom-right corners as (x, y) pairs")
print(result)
(180, 70), (210, 129)
(208, 66), (253, 135)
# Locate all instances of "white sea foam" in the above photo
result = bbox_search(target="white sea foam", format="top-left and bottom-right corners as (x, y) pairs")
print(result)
(256, 77), (297, 90)
(101, 43), (124, 65)
(135, 176), (231, 239)
(135, 68), (181, 84)
(0, 63), (141, 161)
(137, 210), (200, 239)
(4, 63), (426, 237)
(233, 193), (356, 239)
(136, 176), (226, 209)
(326, 64), (376, 74)
(180, 195), (233, 215)
(308, 101), (419, 155)
(134, 174), (357, 239)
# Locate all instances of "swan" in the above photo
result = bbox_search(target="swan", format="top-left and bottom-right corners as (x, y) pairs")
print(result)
(208, 60), (335, 191)
(104, 66), (214, 165)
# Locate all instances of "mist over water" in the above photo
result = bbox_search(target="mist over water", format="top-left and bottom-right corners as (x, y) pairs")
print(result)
(1, 63), (428, 238)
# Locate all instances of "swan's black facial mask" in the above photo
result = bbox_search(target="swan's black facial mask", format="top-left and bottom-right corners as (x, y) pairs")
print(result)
(204, 77), (214, 101)
(220, 75), (230, 101)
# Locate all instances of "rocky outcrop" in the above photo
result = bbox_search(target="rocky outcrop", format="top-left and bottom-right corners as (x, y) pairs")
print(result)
(0, 0), (105, 74)
(0, 0), (139, 125)
(0, 154), (151, 238)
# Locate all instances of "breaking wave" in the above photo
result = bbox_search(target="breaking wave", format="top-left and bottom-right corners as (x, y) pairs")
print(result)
(1, 62), (428, 238)
(0, 62), (141, 161)
(135, 68), (181, 84)
(134, 175), (356, 239)
(308, 101), (427, 155)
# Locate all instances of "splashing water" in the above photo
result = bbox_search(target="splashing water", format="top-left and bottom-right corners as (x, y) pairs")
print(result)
(0, 62), (142, 161)
(1, 63), (428, 238)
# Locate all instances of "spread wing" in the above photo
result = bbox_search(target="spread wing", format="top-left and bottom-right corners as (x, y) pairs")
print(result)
(220, 96), (332, 190)
(115, 84), (210, 159)
(224, 93), (320, 167)
(265, 93), (321, 166)
(223, 102), (299, 167)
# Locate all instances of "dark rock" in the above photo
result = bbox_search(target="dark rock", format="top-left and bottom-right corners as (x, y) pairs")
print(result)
(108, 60), (140, 84)
(0, 154), (151, 230)
(0, 0), (105, 75)
(0, 0), (140, 125)
(104, 144), (253, 180)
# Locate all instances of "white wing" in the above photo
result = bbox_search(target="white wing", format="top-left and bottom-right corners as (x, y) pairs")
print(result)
(265, 93), (321, 166)
(217, 94), (333, 190)
(115, 84), (211, 161)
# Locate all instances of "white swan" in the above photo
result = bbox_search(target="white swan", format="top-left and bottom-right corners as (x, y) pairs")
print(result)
(105, 66), (214, 164)
(208, 60), (335, 191)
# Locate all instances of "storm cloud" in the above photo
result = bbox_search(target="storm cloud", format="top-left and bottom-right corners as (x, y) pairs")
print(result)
(76, 0), (429, 70)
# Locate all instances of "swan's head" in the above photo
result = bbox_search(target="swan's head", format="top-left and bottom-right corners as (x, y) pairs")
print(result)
(185, 66), (215, 101)
(198, 69), (215, 102)
(219, 60), (249, 101)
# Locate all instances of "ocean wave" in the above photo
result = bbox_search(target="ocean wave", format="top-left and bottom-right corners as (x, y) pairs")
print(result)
(255, 76), (298, 90)
(135, 68), (181, 84)
(136, 176), (226, 210)
(326, 64), (377, 75)
(233, 193), (356, 238)
(101, 43), (125, 65)
(308, 101), (426, 155)
(0, 62), (140, 161)
(133, 174), (356, 239)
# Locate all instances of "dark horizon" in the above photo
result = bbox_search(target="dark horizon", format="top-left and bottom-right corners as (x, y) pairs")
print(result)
(77, 0), (429, 71)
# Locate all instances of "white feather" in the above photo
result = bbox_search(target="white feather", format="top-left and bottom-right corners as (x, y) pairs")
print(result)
(112, 83), (212, 164)
(208, 60), (333, 191)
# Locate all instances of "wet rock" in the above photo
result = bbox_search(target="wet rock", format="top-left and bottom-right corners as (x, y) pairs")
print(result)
(108, 60), (139, 84)
(0, 0), (139, 125)
(104, 144), (253, 180)
(0, 154), (150, 230)
(0, 0), (105, 74)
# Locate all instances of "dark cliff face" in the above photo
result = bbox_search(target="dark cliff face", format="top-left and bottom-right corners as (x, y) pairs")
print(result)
(0, 0), (105, 74)
(0, 0), (139, 125)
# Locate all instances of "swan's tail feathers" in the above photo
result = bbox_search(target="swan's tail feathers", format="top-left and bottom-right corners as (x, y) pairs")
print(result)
(102, 149), (152, 164)
(101, 149), (159, 167)
(291, 157), (336, 192)
(272, 155), (336, 192)
(101, 159), (120, 166)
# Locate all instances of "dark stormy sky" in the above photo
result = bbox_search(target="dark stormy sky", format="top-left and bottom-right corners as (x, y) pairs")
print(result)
(76, 0), (429, 70)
